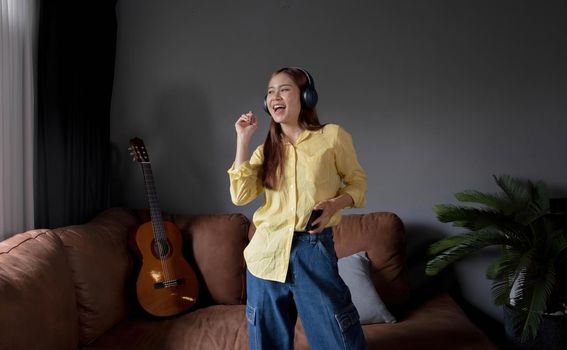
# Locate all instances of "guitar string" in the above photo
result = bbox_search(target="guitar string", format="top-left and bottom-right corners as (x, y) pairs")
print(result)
(142, 163), (173, 284)
(143, 164), (170, 282)
(153, 218), (172, 283)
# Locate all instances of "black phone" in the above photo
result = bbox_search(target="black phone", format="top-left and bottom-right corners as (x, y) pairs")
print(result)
(306, 209), (323, 231)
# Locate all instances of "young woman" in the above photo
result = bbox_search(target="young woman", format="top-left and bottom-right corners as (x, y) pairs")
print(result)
(228, 67), (368, 350)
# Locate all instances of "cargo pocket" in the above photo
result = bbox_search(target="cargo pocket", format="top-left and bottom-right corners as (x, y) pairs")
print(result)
(246, 304), (258, 349)
(335, 303), (359, 333)
(334, 303), (367, 349)
(246, 304), (256, 325)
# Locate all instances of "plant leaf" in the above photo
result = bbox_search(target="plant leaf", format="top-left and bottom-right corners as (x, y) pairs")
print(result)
(428, 234), (470, 255)
(486, 248), (520, 280)
(494, 175), (530, 207)
(454, 190), (510, 211)
(425, 230), (510, 276)
(512, 258), (556, 342)
(489, 249), (533, 305)
(492, 278), (513, 306)
(433, 204), (506, 230)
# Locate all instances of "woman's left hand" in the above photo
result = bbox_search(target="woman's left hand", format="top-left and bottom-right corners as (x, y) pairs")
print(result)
(307, 199), (340, 234)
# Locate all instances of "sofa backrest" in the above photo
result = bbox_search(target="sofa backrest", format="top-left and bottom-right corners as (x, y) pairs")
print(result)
(0, 229), (79, 350)
(333, 212), (410, 306)
(0, 208), (408, 348)
(53, 207), (140, 345)
(173, 213), (250, 306)
(248, 212), (410, 306)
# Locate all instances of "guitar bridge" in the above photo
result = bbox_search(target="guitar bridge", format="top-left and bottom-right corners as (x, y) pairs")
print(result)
(154, 278), (185, 289)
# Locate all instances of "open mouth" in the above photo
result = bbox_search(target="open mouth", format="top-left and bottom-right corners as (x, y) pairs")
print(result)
(272, 104), (286, 113)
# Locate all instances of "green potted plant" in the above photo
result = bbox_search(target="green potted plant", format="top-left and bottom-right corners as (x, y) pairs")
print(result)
(425, 175), (567, 347)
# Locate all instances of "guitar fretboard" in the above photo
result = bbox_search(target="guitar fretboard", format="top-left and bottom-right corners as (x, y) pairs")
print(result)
(140, 163), (166, 242)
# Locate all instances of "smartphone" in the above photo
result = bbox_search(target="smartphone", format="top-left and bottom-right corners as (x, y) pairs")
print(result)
(306, 209), (323, 231)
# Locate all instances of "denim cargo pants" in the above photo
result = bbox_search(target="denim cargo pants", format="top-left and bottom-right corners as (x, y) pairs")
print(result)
(246, 228), (368, 350)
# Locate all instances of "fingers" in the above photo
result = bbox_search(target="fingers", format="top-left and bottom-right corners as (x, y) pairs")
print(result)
(308, 210), (326, 234)
(310, 217), (323, 231)
(237, 111), (257, 126)
(235, 111), (258, 138)
(308, 201), (336, 234)
(308, 223), (325, 234)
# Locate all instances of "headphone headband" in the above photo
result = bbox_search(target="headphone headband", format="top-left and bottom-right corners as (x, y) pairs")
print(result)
(289, 67), (315, 89)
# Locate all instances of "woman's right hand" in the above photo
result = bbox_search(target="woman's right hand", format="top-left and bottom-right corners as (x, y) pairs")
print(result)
(235, 111), (258, 141)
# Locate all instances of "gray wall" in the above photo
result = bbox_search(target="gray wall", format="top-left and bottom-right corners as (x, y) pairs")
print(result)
(110, 0), (567, 321)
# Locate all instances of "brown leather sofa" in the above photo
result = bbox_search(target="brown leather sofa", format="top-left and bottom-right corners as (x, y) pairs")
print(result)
(0, 207), (498, 349)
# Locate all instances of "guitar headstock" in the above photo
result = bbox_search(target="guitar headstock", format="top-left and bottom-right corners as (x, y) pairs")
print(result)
(129, 137), (150, 163)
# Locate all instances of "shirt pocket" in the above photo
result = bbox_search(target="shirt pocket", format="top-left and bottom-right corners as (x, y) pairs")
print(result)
(304, 150), (332, 184)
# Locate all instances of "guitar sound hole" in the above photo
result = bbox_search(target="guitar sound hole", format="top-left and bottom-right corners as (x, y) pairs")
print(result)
(151, 239), (171, 258)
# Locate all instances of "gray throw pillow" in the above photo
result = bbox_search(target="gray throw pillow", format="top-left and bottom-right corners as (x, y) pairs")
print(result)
(338, 251), (397, 324)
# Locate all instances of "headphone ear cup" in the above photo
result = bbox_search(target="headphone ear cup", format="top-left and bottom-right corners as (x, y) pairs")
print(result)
(302, 88), (318, 109)
(263, 94), (270, 114)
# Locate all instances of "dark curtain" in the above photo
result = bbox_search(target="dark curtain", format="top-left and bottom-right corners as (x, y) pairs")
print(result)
(36, 0), (118, 228)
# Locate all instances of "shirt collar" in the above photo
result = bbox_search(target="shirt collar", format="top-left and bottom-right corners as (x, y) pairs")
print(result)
(283, 128), (323, 145)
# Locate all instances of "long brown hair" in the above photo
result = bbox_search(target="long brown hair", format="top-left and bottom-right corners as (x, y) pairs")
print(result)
(262, 68), (324, 190)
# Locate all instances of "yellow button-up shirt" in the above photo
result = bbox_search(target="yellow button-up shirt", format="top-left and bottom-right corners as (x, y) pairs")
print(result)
(227, 123), (367, 282)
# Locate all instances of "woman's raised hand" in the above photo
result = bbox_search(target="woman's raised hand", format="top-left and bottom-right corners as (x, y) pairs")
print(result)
(233, 111), (257, 168)
(235, 111), (258, 141)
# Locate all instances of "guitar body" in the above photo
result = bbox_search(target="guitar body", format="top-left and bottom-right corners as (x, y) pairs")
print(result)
(129, 137), (199, 317)
(134, 220), (199, 317)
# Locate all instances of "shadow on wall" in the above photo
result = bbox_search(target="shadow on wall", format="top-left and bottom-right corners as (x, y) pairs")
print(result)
(405, 223), (511, 348)
(110, 81), (223, 215)
(149, 82), (222, 214)
(404, 223), (455, 302)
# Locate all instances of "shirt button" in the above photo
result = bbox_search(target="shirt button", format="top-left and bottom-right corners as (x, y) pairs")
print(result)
(289, 228), (293, 232)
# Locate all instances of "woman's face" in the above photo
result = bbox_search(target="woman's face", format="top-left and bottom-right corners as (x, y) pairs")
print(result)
(266, 72), (302, 126)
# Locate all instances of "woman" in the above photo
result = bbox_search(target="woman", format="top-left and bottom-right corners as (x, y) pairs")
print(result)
(228, 67), (368, 350)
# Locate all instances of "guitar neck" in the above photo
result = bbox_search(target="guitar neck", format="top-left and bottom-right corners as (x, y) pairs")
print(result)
(140, 162), (166, 240)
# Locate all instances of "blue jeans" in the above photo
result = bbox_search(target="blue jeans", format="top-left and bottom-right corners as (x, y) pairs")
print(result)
(246, 228), (368, 350)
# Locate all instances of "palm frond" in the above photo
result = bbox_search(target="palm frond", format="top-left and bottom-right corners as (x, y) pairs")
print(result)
(486, 248), (520, 280)
(434, 204), (506, 230)
(494, 175), (531, 207)
(493, 175), (550, 225)
(428, 234), (472, 255)
(434, 204), (531, 244)
(428, 175), (564, 341)
(515, 199), (550, 226)
(529, 218), (567, 257)
(532, 181), (550, 213)
(454, 190), (510, 211)
(550, 230), (567, 257)
(492, 279), (513, 306)
(511, 259), (556, 342)
(425, 230), (510, 276)
(489, 249), (533, 305)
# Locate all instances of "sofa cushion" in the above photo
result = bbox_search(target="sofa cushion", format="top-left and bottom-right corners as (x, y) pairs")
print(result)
(174, 213), (249, 306)
(338, 251), (397, 324)
(54, 207), (140, 345)
(362, 293), (499, 350)
(0, 230), (79, 350)
(86, 305), (250, 349)
(333, 212), (410, 306)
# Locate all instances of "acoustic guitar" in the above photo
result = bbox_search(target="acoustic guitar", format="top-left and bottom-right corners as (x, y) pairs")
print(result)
(129, 137), (199, 317)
